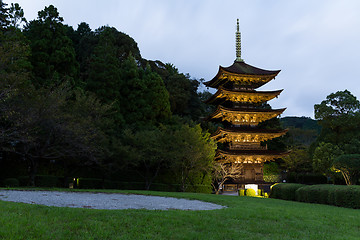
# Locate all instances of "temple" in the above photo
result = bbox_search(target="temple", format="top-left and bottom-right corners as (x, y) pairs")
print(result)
(205, 19), (289, 192)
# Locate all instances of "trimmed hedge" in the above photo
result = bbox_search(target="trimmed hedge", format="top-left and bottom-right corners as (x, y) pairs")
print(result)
(269, 183), (305, 200)
(271, 183), (360, 209)
(296, 185), (360, 209)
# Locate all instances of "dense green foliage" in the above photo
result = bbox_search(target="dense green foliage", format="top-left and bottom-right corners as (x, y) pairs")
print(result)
(312, 90), (360, 184)
(24, 5), (79, 87)
(270, 183), (305, 201)
(333, 154), (360, 185)
(281, 91), (360, 184)
(271, 183), (360, 209)
(280, 117), (320, 147)
(296, 184), (360, 208)
(263, 162), (280, 182)
(314, 90), (360, 149)
(0, 2), (215, 192)
(312, 142), (343, 176)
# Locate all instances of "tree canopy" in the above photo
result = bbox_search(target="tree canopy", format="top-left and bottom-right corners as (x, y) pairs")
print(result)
(0, 2), (215, 191)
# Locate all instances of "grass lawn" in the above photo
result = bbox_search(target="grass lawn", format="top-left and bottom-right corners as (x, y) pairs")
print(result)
(1, 188), (360, 239)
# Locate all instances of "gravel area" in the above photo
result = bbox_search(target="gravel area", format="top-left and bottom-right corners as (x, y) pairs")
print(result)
(0, 190), (225, 210)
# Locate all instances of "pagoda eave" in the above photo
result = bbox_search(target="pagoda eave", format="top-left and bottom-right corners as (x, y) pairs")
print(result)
(203, 62), (280, 89)
(211, 127), (288, 143)
(207, 106), (286, 125)
(215, 149), (290, 163)
(205, 87), (283, 105)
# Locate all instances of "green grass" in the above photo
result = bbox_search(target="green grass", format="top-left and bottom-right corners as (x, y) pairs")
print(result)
(1, 188), (360, 239)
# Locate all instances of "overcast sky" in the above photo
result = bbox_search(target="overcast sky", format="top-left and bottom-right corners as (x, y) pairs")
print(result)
(12, 0), (360, 118)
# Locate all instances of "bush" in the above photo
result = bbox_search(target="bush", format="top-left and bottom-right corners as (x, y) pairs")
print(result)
(3, 178), (19, 187)
(239, 189), (245, 196)
(245, 188), (256, 197)
(263, 174), (280, 183)
(295, 184), (360, 209)
(270, 183), (305, 200)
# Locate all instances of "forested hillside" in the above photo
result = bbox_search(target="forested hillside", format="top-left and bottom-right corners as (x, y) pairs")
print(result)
(280, 116), (321, 147)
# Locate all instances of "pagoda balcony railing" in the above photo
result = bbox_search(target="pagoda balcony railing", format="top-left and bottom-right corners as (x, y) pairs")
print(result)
(229, 144), (267, 150)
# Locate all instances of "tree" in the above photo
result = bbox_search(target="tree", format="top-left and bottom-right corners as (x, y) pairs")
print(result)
(149, 61), (204, 121)
(7, 82), (111, 186)
(170, 124), (216, 191)
(333, 154), (360, 185)
(24, 5), (79, 87)
(86, 27), (124, 127)
(119, 54), (170, 128)
(8, 3), (26, 28)
(212, 162), (243, 194)
(314, 90), (360, 146)
(263, 162), (281, 183)
(0, 13), (32, 153)
(282, 148), (313, 173)
(312, 142), (343, 177)
(122, 127), (172, 190)
(0, 0), (9, 30)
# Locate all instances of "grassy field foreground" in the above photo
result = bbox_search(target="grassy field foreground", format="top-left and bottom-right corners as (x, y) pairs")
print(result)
(0, 189), (360, 239)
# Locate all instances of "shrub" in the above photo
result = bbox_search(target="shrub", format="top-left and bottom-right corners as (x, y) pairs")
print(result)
(295, 184), (360, 209)
(270, 183), (305, 200)
(245, 188), (256, 197)
(239, 189), (245, 196)
(263, 174), (280, 183)
(3, 178), (19, 187)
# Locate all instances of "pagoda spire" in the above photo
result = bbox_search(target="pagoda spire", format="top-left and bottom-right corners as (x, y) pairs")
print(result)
(236, 19), (243, 62)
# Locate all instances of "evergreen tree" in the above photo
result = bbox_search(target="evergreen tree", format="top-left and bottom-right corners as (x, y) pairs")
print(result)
(119, 55), (171, 127)
(314, 90), (360, 151)
(86, 27), (124, 127)
(24, 5), (79, 87)
(0, 0), (9, 30)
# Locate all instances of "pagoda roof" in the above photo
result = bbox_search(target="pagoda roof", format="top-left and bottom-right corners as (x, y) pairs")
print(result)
(212, 127), (288, 136)
(212, 127), (288, 143)
(204, 61), (281, 89)
(205, 87), (283, 105)
(207, 105), (286, 125)
(215, 149), (290, 163)
(223, 61), (280, 76)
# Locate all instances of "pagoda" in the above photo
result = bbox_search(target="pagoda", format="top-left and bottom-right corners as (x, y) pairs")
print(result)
(205, 19), (289, 192)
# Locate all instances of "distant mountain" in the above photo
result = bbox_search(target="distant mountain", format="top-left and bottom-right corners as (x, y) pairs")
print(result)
(280, 117), (321, 147)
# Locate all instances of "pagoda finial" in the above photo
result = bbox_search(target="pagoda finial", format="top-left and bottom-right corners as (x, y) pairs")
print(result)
(236, 19), (243, 62)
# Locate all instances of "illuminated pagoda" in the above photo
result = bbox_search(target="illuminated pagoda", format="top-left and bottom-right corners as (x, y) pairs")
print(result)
(204, 19), (288, 192)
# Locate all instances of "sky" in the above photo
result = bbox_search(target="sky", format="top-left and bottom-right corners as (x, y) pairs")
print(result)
(11, 0), (360, 118)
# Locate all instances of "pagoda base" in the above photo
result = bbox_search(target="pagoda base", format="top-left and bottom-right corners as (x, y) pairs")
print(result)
(222, 182), (273, 195)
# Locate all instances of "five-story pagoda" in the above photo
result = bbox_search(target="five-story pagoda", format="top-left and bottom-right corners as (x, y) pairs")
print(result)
(205, 19), (288, 191)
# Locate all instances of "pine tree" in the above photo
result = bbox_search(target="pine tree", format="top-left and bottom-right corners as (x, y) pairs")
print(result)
(24, 5), (79, 87)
